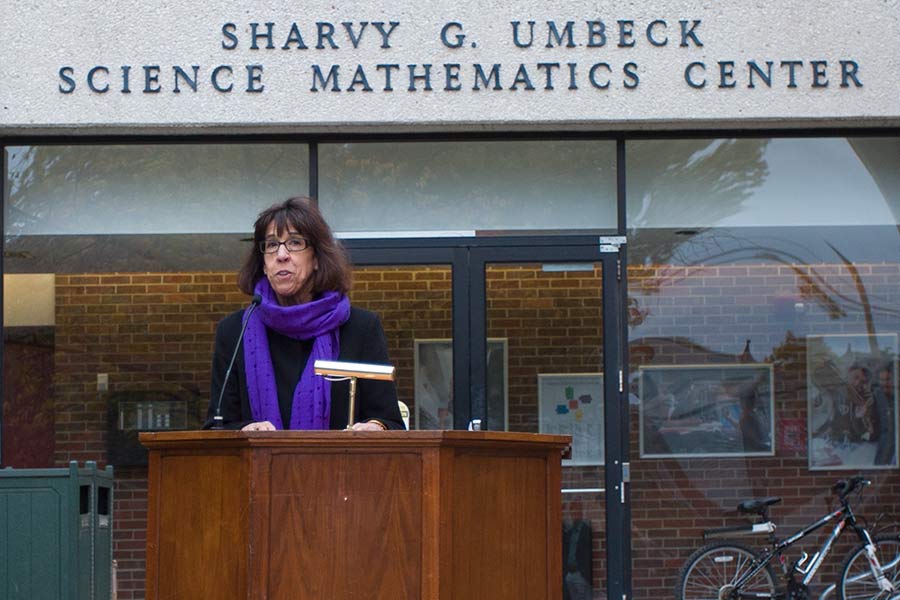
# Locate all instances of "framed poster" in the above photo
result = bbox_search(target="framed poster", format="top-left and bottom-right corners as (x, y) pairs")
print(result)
(538, 373), (604, 466)
(413, 338), (508, 431)
(807, 333), (898, 470)
(639, 364), (774, 458)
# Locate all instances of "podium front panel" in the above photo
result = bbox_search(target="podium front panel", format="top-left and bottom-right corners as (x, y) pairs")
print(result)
(264, 451), (422, 599)
(150, 451), (249, 600)
(450, 451), (555, 600)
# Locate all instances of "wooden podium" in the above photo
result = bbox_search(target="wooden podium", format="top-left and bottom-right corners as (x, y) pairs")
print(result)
(141, 430), (570, 600)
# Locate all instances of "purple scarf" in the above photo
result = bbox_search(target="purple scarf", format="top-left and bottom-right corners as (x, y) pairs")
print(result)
(243, 279), (350, 429)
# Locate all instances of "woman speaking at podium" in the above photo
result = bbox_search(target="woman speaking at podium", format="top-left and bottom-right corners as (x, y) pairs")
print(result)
(205, 197), (404, 431)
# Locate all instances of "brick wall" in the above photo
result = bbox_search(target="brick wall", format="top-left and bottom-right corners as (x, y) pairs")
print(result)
(53, 273), (245, 598)
(5, 261), (899, 598)
(352, 265), (453, 411)
(1, 329), (54, 466)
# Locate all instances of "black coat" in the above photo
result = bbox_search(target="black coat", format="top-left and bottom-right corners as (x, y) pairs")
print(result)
(205, 306), (404, 430)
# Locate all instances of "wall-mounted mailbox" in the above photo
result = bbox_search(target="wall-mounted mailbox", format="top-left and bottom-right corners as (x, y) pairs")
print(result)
(116, 399), (188, 431)
(107, 390), (201, 466)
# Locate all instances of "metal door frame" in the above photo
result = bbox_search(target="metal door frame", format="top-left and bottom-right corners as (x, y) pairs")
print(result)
(348, 234), (631, 599)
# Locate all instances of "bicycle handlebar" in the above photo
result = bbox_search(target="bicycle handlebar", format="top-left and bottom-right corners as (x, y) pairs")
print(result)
(832, 476), (871, 499)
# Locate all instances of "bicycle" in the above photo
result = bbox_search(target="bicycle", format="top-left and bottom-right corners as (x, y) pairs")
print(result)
(675, 476), (900, 600)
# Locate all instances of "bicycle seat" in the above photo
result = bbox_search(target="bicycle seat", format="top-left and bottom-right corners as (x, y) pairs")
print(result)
(737, 497), (781, 515)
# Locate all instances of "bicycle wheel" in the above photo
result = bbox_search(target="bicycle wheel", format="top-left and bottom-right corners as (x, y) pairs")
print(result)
(676, 541), (777, 600)
(838, 534), (900, 600)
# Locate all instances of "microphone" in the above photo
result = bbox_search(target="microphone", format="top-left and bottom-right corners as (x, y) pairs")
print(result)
(210, 294), (262, 430)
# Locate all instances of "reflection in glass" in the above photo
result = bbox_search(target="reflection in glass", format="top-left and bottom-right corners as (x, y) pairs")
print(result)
(563, 499), (600, 600)
(5, 144), (309, 236)
(626, 136), (900, 599)
(319, 140), (616, 234)
(627, 138), (899, 230)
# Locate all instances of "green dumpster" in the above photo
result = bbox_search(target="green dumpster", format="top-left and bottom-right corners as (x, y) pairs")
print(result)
(0, 461), (113, 600)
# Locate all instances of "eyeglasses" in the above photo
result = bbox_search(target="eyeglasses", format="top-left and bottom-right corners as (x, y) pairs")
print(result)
(259, 237), (311, 254)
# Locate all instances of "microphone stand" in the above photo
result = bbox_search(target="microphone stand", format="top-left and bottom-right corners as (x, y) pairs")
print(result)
(210, 294), (262, 430)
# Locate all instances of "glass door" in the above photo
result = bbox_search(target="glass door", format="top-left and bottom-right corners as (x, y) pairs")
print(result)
(345, 243), (466, 430)
(348, 238), (630, 599)
(472, 241), (628, 600)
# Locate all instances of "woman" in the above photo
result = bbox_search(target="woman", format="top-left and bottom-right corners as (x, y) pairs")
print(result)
(206, 197), (404, 431)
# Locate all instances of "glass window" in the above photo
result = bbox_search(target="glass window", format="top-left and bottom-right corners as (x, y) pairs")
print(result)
(6, 144), (308, 235)
(319, 141), (616, 236)
(626, 137), (900, 599)
(0, 144), (430, 599)
(2, 144), (309, 472)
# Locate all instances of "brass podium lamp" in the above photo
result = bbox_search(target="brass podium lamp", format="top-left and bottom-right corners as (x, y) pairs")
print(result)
(313, 360), (396, 429)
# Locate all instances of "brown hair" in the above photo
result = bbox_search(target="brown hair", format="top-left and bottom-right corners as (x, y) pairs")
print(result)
(237, 197), (352, 297)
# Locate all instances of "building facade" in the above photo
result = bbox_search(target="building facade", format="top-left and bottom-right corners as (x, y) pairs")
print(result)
(3, 2), (900, 598)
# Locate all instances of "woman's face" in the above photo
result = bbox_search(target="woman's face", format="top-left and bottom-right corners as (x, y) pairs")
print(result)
(262, 221), (317, 305)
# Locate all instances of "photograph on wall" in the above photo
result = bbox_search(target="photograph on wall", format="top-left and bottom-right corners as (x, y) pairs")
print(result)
(538, 374), (604, 466)
(414, 339), (507, 431)
(639, 364), (775, 458)
(807, 333), (898, 470)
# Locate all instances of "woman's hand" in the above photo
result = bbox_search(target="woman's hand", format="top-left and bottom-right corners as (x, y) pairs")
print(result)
(241, 421), (276, 431)
(350, 420), (387, 431)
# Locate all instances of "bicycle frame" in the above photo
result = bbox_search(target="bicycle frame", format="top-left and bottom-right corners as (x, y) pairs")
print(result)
(731, 501), (866, 595)
(685, 478), (898, 600)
